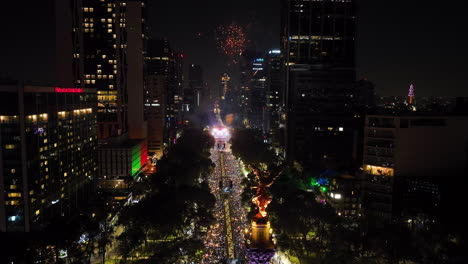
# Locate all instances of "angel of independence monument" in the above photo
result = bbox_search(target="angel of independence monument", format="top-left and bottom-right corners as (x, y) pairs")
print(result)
(245, 166), (280, 264)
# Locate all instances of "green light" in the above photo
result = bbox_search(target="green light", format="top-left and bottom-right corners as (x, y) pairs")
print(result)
(131, 145), (141, 177)
(320, 186), (328, 192)
(310, 177), (319, 186)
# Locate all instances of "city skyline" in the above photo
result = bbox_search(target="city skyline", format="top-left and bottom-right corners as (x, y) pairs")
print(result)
(1, 0), (468, 96)
(0, 1), (467, 263)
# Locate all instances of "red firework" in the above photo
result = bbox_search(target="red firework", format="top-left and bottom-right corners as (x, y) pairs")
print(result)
(215, 23), (247, 62)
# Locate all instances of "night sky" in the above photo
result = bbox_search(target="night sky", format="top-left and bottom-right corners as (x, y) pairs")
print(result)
(1, 0), (467, 96)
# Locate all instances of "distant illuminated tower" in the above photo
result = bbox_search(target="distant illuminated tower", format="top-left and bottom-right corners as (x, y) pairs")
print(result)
(408, 84), (415, 104)
(221, 73), (230, 100)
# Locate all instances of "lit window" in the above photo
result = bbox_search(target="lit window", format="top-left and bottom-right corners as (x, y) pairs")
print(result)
(83, 7), (89, 12)
(35, 210), (40, 215)
(11, 169), (16, 173)
(89, 7), (94, 12)
(8, 193), (21, 198)
(5, 144), (15, 149)
(97, 70), (102, 74)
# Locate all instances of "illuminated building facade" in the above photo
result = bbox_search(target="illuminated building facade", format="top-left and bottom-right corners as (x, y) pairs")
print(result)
(362, 114), (468, 227)
(146, 38), (184, 150)
(265, 50), (285, 151)
(0, 83), (97, 232)
(76, 0), (147, 140)
(97, 137), (147, 186)
(281, 0), (356, 65)
(327, 175), (361, 218)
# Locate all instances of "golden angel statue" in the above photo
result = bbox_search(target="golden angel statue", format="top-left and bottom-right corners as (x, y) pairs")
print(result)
(249, 165), (281, 219)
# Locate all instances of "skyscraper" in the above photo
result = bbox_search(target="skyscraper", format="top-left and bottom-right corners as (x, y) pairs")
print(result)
(281, 0), (358, 167)
(187, 64), (204, 110)
(265, 49), (285, 151)
(145, 38), (184, 148)
(77, 0), (147, 140)
(282, 0), (356, 66)
(250, 58), (267, 130)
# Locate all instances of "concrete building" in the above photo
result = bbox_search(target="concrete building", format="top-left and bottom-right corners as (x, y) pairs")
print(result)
(98, 137), (147, 186)
(281, 0), (358, 167)
(265, 50), (285, 152)
(362, 114), (468, 226)
(145, 38), (186, 156)
(145, 75), (165, 159)
(327, 175), (362, 219)
(0, 83), (97, 232)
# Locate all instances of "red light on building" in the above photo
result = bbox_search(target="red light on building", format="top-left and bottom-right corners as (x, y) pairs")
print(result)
(180, 54), (184, 58)
(54, 87), (83, 93)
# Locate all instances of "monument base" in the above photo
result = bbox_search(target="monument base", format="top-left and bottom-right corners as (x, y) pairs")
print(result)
(246, 248), (277, 264)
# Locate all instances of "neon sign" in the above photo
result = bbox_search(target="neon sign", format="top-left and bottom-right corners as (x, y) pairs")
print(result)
(54, 87), (83, 93)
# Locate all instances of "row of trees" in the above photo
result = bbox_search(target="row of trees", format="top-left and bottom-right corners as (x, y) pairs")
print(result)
(0, 128), (216, 264)
(0, 198), (114, 264)
(230, 128), (466, 264)
(114, 128), (216, 263)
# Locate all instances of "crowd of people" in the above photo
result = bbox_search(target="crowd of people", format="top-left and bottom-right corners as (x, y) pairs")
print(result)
(202, 143), (249, 263)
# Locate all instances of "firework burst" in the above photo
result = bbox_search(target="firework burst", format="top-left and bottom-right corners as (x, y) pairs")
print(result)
(215, 23), (247, 63)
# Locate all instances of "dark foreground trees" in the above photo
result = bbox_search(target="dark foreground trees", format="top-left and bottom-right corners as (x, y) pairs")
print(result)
(115, 128), (216, 263)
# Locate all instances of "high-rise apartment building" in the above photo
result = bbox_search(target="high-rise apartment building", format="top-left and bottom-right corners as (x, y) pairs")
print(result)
(55, 0), (148, 186)
(0, 83), (97, 232)
(74, 0), (147, 140)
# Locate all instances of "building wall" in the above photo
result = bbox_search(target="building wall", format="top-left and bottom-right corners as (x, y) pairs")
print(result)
(0, 84), (97, 232)
(146, 75), (165, 158)
(364, 115), (468, 177)
(125, 1), (147, 140)
(395, 117), (468, 177)
(98, 138), (147, 180)
(286, 67), (357, 164)
(362, 115), (468, 227)
(282, 0), (356, 66)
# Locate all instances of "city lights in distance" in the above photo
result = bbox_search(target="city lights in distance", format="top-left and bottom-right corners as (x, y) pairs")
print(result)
(269, 49), (281, 54)
(211, 127), (230, 139)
